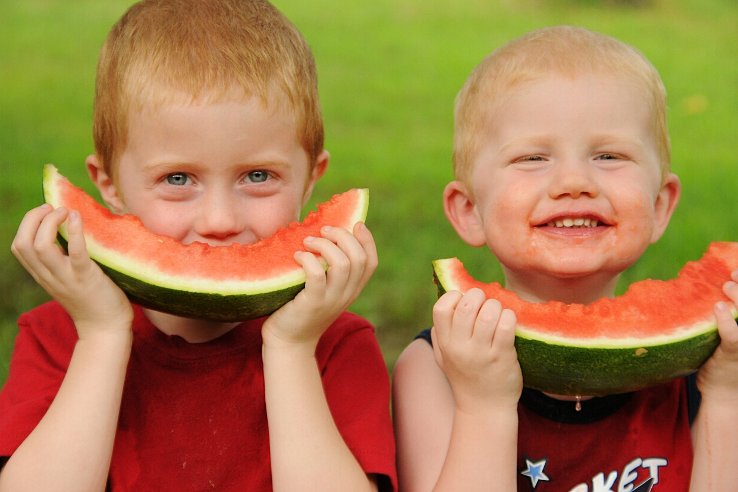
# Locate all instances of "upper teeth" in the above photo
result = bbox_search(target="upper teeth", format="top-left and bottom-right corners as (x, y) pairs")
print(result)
(548, 218), (599, 228)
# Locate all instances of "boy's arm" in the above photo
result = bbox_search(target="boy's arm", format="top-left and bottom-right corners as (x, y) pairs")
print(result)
(0, 205), (133, 492)
(690, 271), (738, 492)
(262, 223), (380, 492)
(393, 289), (521, 492)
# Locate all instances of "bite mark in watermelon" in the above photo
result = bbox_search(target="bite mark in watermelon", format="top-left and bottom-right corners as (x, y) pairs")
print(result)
(432, 242), (738, 396)
(43, 164), (369, 321)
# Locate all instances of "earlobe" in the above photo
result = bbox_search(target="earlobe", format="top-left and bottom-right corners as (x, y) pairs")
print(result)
(651, 172), (681, 243)
(443, 180), (487, 247)
(86, 155), (126, 213)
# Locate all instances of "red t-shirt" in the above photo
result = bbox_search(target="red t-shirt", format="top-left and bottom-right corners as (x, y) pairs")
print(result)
(0, 301), (397, 491)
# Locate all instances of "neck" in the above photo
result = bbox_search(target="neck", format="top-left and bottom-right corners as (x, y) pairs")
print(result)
(144, 309), (240, 343)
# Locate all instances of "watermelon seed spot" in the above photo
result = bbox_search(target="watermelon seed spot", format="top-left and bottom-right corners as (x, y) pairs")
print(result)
(635, 348), (648, 357)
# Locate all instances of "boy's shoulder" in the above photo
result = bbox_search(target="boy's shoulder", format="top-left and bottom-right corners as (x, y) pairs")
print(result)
(18, 300), (76, 339)
(317, 311), (379, 354)
(20, 299), (72, 323)
(17, 298), (76, 338)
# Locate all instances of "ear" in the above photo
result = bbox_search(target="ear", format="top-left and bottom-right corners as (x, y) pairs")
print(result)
(302, 149), (329, 206)
(443, 180), (486, 247)
(86, 154), (126, 213)
(650, 172), (681, 243)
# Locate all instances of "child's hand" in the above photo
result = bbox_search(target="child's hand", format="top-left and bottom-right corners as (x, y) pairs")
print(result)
(261, 222), (377, 353)
(696, 270), (738, 404)
(11, 204), (133, 338)
(431, 288), (522, 414)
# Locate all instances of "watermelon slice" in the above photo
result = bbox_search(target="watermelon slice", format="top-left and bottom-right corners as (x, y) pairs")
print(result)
(433, 242), (738, 396)
(43, 164), (369, 321)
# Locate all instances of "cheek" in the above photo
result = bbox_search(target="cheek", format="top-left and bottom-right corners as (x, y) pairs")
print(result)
(615, 188), (659, 235)
(477, 181), (532, 230)
(248, 196), (303, 238)
(127, 202), (191, 240)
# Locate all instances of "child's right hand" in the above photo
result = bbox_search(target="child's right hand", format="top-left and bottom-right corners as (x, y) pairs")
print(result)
(431, 288), (522, 414)
(695, 270), (738, 404)
(11, 204), (133, 338)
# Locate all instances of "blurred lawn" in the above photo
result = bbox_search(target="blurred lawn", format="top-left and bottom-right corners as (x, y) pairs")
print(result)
(1, 0), (736, 385)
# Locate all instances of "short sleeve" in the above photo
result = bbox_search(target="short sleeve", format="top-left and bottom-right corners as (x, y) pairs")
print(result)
(0, 302), (77, 458)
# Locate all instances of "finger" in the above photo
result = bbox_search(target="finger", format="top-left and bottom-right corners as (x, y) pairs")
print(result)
(14, 206), (67, 281)
(318, 225), (369, 282)
(294, 246), (327, 295)
(304, 234), (351, 282)
(472, 298), (503, 345)
(432, 290), (463, 346)
(11, 204), (54, 258)
(33, 207), (69, 262)
(305, 230), (365, 300)
(66, 210), (92, 270)
(450, 288), (486, 341)
(722, 273), (738, 304)
(352, 222), (378, 280)
(491, 308), (518, 349)
(714, 301), (738, 350)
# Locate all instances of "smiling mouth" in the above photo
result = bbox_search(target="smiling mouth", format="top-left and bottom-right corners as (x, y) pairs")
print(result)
(545, 217), (600, 228)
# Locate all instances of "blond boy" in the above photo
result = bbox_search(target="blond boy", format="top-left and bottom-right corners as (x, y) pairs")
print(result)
(393, 26), (738, 491)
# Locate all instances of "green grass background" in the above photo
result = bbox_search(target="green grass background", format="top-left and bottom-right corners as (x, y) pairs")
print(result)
(1, 0), (736, 385)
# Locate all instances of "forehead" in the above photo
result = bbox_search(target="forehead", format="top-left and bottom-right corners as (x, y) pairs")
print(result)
(486, 74), (655, 136)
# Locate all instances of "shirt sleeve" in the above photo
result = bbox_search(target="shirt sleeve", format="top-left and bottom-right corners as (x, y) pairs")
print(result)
(0, 302), (77, 458)
(317, 313), (397, 492)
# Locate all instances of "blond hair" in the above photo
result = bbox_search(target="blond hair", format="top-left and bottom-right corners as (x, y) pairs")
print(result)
(453, 25), (670, 186)
(93, 0), (323, 175)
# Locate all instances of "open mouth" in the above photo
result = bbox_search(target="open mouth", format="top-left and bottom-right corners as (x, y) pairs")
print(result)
(546, 217), (600, 228)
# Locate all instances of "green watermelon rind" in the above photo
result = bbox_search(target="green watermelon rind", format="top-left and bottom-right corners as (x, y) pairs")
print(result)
(432, 256), (735, 396)
(54, 235), (304, 321)
(45, 164), (369, 321)
(103, 264), (305, 321)
(515, 328), (719, 396)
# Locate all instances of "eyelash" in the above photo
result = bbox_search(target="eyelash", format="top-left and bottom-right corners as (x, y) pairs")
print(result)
(596, 153), (622, 160)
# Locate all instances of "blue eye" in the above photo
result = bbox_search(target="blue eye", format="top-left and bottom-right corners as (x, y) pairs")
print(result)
(166, 173), (189, 186)
(247, 170), (270, 183)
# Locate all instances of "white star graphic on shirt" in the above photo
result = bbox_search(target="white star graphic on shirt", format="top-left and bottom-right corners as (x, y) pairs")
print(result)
(521, 458), (550, 488)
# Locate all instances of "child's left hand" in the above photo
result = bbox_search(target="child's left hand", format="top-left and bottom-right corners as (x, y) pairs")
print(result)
(261, 222), (377, 353)
(696, 270), (738, 403)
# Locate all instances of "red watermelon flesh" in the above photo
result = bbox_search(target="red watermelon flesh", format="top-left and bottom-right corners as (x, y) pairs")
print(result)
(432, 242), (738, 395)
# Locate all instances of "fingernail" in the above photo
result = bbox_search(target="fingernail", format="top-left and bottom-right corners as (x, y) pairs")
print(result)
(732, 270), (738, 282)
(715, 301), (727, 312)
(321, 226), (333, 234)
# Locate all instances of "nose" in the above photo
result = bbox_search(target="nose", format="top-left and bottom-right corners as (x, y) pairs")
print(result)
(194, 190), (243, 242)
(548, 156), (599, 200)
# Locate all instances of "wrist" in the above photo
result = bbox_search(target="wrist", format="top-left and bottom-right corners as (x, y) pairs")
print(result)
(76, 327), (133, 350)
(261, 329), (318, 360)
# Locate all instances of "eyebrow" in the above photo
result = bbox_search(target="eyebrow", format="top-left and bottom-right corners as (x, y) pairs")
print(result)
(140, 159), (293, 172)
